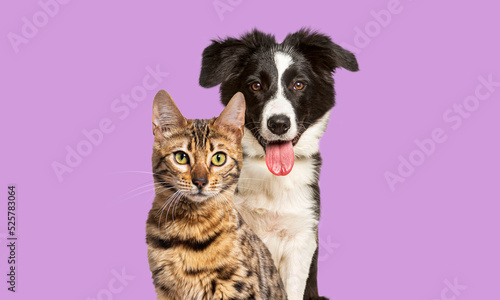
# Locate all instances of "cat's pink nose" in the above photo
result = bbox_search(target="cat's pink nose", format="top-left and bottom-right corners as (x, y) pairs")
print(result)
(192, 178), (208, 189)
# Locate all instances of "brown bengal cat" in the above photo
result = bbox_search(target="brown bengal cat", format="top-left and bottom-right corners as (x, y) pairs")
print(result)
(146, 90), (287, 300)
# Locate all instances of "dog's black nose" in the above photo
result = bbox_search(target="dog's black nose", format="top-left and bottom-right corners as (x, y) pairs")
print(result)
(267, 115), (291, 135)
(192, 178), (208, 189)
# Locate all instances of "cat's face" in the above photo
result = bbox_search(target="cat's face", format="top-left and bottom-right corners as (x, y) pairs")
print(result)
(151, 91), (245, 203)
(153, 119), (242, 202)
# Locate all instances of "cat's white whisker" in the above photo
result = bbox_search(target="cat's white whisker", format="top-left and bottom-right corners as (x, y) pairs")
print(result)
(109, 170), (169, 177)
(171, 192), (184, 225)
(155, 190), (178, 217)
(164, 191), (184, 230)
(122, 182), (166, 197)
(119, 187), (163, 203)
(157, 190), (181, 230)
(156, 191), (177, 215)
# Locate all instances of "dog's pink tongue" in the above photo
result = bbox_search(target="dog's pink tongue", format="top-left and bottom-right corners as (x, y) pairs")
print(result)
(265, 141), (295, 176)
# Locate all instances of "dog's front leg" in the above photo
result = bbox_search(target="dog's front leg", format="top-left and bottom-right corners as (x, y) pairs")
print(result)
(279, 231), (318, 300)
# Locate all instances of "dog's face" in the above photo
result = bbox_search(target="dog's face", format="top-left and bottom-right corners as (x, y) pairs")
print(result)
(199, 29), (358, 175)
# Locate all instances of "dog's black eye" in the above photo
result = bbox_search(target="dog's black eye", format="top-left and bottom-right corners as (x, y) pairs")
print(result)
(251, 82), (262, 91)
(293, 81), (305, 90)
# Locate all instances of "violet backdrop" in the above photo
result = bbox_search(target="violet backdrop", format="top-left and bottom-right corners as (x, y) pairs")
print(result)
(1, 0), (499, 299)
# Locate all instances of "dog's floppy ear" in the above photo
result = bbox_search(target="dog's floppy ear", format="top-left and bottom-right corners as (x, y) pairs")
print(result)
(199, 38), (247, 88)
(199, 29), (276, 88)
(283, 28), (359, 73)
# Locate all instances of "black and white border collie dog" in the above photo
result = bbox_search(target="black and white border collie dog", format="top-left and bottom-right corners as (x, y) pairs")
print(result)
(199, 28), (358, 300)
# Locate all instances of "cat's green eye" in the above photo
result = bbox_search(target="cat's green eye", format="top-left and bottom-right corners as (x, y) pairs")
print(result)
(174, 152), (189, 165)
(211, 153), (226, 166)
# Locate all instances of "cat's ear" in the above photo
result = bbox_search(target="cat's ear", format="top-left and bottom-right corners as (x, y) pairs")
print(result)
(152, 90), (187, 136)
(214, 92), (246, 140)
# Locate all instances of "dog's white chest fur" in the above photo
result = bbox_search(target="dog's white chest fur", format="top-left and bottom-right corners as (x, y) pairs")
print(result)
(235, 156), (319, 237)
(234, 112), (330, 299)
(234, 157), (319, 299)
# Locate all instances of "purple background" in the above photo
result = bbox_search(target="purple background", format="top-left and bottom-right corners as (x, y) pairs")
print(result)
(1, 0), (499, 299)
